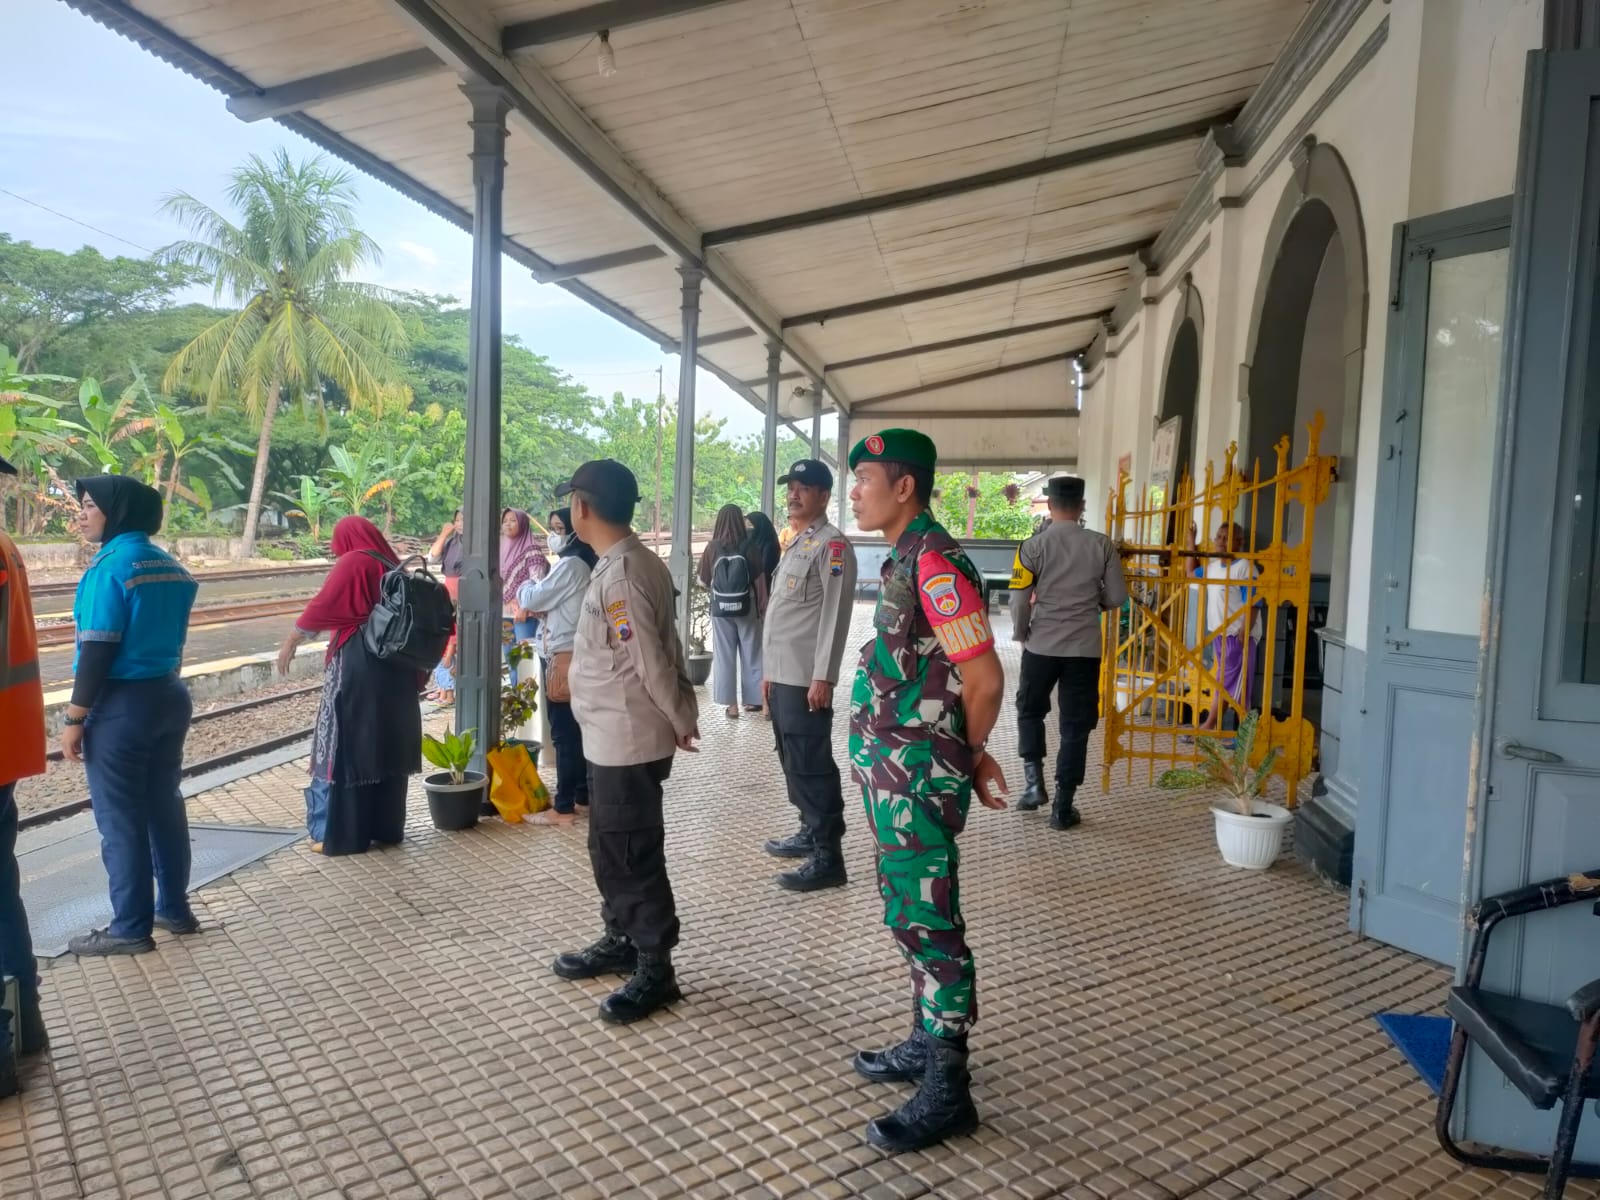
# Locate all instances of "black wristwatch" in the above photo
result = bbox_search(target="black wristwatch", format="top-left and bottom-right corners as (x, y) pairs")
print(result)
(63, 714), (87, 727)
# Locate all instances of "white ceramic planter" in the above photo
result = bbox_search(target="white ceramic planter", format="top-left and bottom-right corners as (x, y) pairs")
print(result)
(1211, 801), (1292, 869)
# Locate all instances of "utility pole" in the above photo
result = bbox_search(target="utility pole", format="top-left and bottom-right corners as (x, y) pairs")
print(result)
(653, 364), (664, 543)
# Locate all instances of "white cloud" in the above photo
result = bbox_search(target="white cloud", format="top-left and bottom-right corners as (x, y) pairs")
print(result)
(397, 240), (440, 266)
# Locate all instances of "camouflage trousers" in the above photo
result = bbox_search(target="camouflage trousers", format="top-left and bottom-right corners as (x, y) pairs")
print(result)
(861, 783), (977, 1039)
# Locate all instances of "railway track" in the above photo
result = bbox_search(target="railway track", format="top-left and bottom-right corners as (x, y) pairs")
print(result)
(30, 564), (326, 602)
(22, 684), (325, 831)
(35, 595), (309, 647)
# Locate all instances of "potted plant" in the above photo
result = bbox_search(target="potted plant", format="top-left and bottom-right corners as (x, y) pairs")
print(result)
(686, 581), (714, 686)
(421, 726), (485, 831)
(502, 644), (542, 757)
(1157, 710), (1291, 870)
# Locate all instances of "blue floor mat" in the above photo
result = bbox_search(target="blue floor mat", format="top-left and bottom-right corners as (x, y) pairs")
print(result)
(1376, 1012), (1452, 1096)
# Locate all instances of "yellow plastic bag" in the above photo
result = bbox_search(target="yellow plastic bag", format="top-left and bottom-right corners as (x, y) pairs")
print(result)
(485, 741), (551, 822)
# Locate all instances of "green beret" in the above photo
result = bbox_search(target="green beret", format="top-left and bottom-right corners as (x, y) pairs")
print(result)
(848, 427), (938, 472)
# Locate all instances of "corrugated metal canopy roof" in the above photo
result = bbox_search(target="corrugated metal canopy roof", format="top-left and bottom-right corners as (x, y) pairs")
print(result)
(64, 0), (1310, 465)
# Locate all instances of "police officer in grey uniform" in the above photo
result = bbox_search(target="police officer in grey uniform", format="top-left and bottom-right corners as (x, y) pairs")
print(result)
(551, 459), (701, 1024)
(760, 459), (858, 891)
(1009, 475), (1128, 830)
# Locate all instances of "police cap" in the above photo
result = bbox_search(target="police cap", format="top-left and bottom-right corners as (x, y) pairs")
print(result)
(1045, 475), (1085, 504)
(848, 428), (938, 472)
(777, 458), (833, 490)
(554, 458), (641, 504)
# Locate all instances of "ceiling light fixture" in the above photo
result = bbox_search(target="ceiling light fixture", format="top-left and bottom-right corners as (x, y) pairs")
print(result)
(597, 30), (617, 77)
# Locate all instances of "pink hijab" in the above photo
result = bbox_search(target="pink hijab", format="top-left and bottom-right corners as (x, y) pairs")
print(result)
(500, 508), (547, 603)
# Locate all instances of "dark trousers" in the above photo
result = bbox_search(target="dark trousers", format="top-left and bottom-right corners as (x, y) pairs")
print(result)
(84, 675), (194, 938)
(1016, 652), (1100, 799)
(0, 782), (35, 1057)
(769, 682), (845, 845)
(587, 757), (678, 954)
(546, 698), (588, 814)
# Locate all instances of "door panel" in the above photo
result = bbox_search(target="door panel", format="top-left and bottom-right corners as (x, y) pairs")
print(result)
(1465, 49), (1600, 1157)
(1354, 202), (1512, 960)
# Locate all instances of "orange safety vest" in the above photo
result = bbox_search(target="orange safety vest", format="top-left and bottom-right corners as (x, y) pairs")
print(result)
(0, 529), (46, 786)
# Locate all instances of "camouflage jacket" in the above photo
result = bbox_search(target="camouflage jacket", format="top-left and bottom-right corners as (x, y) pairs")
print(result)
(848, 510), (995, 813)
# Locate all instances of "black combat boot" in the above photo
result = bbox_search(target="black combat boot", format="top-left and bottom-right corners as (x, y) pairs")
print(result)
(1016, 761), (1047, 811)
(0, 1043), (15, 1101)
(865, 1030), (979, 1153)
(598, 951), (681, 1024)
(853, 1004), (927, 1083)
(18, 990), (47, 1056)
(763, 826), (815, 859)
(1049, 789), (1082, 830)
(777, 842), (847, 892)
(551, 931), (637, 980)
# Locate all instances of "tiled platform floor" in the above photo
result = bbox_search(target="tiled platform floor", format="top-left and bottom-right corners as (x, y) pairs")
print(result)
(4, 605), (1593, 1200)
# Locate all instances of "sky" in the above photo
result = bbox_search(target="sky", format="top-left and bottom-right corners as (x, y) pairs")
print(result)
(2, 0), (833, 445)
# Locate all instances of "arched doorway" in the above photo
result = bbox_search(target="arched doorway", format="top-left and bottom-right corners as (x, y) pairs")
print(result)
(1158, 280), (1204, 492)
(1239, 138), (1368, 882)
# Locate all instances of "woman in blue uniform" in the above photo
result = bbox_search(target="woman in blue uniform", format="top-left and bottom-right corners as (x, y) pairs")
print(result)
(60, 476), (199, 957)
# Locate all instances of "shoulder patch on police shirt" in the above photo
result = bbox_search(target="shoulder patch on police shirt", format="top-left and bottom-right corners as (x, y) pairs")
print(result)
(606, 597), (633, 642)
(828, 540), (846, 577)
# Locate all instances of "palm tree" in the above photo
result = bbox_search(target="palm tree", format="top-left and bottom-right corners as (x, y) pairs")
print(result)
(159, 149), (410, 557)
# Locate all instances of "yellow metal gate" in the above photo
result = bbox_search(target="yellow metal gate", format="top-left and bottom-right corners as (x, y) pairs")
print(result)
(1099, 415), (1337, 803)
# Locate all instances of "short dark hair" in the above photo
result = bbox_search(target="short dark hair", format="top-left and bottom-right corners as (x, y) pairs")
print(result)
(883, 461), (934, 506)
(1047, 494), (1083, 514)
(573, 486), (635, 527)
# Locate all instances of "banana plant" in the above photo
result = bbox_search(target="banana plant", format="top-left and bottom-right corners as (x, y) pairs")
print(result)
(76, 371), (160, 475)
(322, 441), (394, 518)
(0, 344), (85, 533)
(274, 474), (336, 540)
(154, 403), (249, 512)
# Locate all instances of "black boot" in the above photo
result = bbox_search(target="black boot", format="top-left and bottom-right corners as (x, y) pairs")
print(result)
(551, 931), (637, 980)
(763, 826), (815, 859)
(853, 1005), (927, 1083)
(599, 951), (681, 1024)
(1016, 761), (1047, 812)
(18, 991), (47, 1057)
(865, 1030), (979, 1153)
(1049, 790), (1082, 830)
(777, 842), (847, 892)
(0, 1044), (14, 1101)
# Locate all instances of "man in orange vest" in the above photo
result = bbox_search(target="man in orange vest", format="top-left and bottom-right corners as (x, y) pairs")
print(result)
(0, 452), (48, 1098)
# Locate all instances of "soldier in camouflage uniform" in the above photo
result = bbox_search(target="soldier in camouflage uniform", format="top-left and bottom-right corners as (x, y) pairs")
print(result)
(846, 428), (1009, 1154)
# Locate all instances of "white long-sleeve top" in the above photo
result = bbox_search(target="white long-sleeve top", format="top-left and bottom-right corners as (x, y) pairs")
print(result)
(516, 554), (593, 657)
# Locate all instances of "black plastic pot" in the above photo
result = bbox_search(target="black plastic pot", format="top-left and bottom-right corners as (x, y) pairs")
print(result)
(687, 651), (713, 687)
(423, 770), (486, 831)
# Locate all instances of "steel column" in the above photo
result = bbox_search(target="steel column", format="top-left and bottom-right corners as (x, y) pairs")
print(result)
(761, 341), (780, 518)
(671, 265), (703, 650)
(454, 84), (508, 769)
(810, 388), (822, 457)
(836, 412), (850, 530)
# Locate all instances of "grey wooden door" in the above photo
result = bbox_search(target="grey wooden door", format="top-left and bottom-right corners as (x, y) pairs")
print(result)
(1353, 201), (1511, 963)
(1459, 48), (1600, 1156)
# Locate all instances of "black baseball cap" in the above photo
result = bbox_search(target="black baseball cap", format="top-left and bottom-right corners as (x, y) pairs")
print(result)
(777, 458), (833, 490)
(1045, 475), (1085, 504)
(0, 454), (14, 477)
(554, 458), (641, 504)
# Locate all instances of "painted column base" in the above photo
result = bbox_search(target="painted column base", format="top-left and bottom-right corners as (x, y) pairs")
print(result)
(1295, 778), (1355, 887)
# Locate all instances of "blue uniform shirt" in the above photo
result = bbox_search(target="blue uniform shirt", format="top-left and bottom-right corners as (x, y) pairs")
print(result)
(73, 533), (198, 679)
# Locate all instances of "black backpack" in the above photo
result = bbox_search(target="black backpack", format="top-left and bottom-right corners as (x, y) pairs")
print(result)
(361, 552), (455, 671)
(710, 549), (753, 618)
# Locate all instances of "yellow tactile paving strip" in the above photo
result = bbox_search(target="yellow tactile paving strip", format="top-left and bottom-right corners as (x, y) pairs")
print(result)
(3, 606), (1592, 1199)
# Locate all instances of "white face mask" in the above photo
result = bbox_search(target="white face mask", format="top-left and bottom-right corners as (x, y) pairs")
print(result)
(547, 533), (567, 554)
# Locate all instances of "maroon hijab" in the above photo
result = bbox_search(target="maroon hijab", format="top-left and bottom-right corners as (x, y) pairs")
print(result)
(297, 516), (399, 661)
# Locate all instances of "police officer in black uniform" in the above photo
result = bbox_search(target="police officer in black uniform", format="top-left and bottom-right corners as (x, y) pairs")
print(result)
(1009, 476), (1127, 829)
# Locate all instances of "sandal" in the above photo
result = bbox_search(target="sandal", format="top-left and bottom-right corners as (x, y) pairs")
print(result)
(726, 705), (739, 719)
(528, 809), (576, 826)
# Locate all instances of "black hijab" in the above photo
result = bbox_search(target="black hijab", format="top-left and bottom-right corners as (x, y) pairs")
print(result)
(549, 507), (598, 569)
(75, 475), (164, 542)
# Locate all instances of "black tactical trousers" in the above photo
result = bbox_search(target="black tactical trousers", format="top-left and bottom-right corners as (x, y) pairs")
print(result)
(1016, 651), (1101, 797)
(769, 682), (846, 845)
(587, 757), (679, 953)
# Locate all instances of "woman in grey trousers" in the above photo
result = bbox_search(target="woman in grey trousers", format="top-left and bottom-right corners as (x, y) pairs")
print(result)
(698, 504), (767, 719)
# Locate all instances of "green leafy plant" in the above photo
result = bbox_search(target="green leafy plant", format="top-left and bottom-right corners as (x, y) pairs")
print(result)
(422, 726), (476, 784)
(1157, 710), (1282, 816)
(501, 666), (539, 744)
(688, 581), (711, 655)
(274, 474), (336, 540)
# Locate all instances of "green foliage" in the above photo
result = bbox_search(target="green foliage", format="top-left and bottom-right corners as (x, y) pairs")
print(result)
(274, 474), (336, 540)
(1156, 710), (1283, 815)
(421, 726), (476, 784)
(932, 471), (1036, 541)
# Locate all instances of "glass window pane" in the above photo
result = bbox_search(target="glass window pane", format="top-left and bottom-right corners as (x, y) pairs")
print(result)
(1562, 272), (1600, 682)
(1407, 248), (1509, 636)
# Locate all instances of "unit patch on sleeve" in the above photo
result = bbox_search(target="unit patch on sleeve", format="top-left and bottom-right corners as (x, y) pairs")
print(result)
(920, 571), (962, 616)
(606, 597), (633, 642)
(828, 540), (846, 577)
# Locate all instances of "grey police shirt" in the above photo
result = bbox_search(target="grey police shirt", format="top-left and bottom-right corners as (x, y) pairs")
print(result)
(762, 518), (857, 687)
(1009, 520), (1128, 658)
(569, 533), (700, 766)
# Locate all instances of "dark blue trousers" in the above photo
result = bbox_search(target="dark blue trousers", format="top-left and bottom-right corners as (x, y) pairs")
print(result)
(545, 697), (588, 814)
(0, 782), (35, 1058)
(84, 675), (194, 938)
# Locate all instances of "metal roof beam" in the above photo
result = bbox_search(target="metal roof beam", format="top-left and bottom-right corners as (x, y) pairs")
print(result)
(783, 241), (1147, 328)
(503, 0), (745, 50)
(703, 110), (1240, 246)
(530, 244), (666, 283)
(226, 49), (445, 121)
(741, 370), (805, 388)
(696, 327), (757, 347)
(853, 355), (1075, 410)
(855, 409), (1080, 421)
(824, 314), (1108, 374)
